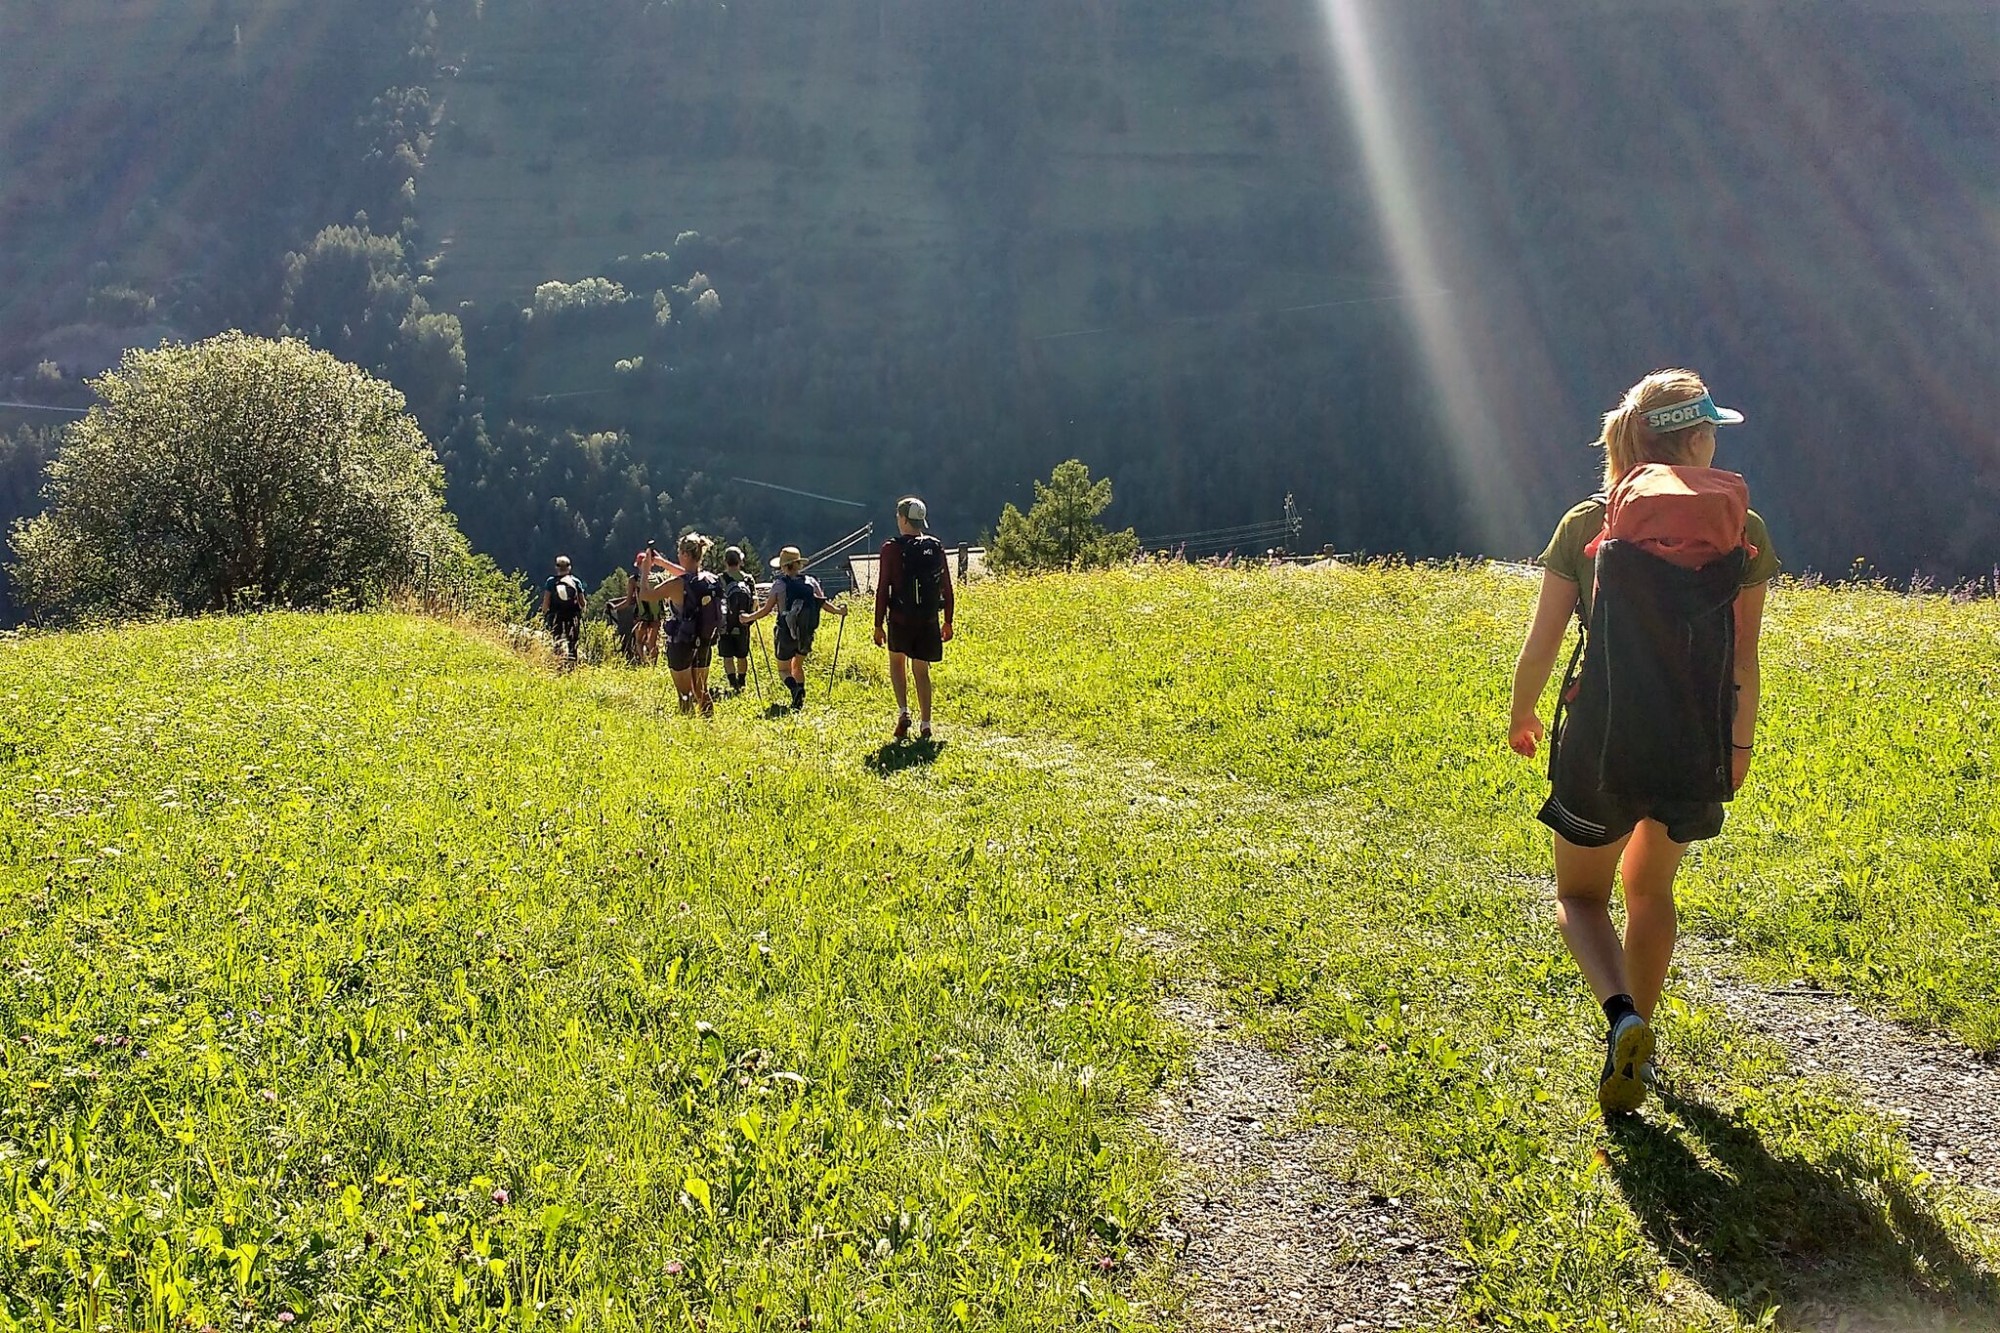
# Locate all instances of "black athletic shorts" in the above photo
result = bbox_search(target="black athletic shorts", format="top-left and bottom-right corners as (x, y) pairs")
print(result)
(665, 638), (712, 672)
(635, 600), (661, 625)
(1537, 697), (1725, 848)
(774, 624), (816, 662)
(715, 629), (751, 659)
(886, 616), (944, 663)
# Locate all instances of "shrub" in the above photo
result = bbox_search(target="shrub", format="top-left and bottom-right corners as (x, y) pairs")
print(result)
(8, 334), (470, 622)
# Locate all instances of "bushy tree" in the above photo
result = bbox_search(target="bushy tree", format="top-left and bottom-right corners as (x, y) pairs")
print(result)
(988, 459), (1139, 572)
(8, 333), (468, 622)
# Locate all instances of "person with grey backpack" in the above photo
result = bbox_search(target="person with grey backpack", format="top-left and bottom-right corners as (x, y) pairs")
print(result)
(740, 545), (848, 711)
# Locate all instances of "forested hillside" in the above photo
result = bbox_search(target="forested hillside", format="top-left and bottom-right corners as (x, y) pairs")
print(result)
(2, 0), (1995, 621)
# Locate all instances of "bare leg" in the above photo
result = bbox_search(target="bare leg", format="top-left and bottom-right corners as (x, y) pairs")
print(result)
(912, 659), (933, 724)
(889, 653), (909, 714)
(1619, 821), (1688, 1020)
(1553, 832), (1634, 1004)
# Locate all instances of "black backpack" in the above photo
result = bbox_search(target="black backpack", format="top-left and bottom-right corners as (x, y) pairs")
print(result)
(670, 570), (725, 646)
(1555, 540), (1747, 803)
(548, 574), (583, 616)
(724, 574), (755, 626)
(780, 573), (822, 641)
(892, 535), (947, 614)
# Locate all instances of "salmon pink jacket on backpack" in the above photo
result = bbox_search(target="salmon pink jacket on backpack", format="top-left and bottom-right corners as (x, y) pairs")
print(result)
(1583, 464), (1757, 569)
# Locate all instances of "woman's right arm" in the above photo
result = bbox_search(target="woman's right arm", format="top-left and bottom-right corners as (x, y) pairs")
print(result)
(1508, 571), (1579, 757)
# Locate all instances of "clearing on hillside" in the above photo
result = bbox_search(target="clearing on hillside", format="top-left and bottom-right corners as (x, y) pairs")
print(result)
(1, 565), (1995, 1329)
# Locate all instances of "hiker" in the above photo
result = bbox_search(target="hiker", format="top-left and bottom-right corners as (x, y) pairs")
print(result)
(872, 496), (954, 741)
(715, 546), (757, 695)
(1507, 369), (1778, 1114)
(540, 555), (585, 661)
(630, 542), (680, 666)
(664, 532), (724, 715)
(740, 545), (848, 711)
(606, 574), (639, 664)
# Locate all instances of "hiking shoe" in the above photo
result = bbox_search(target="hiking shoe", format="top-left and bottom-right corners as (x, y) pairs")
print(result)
(919, 722), (933, 741)
(894, 714), (912, 741)
(1599, 1013), (1655, 1115)
(699, 693), (714, 719)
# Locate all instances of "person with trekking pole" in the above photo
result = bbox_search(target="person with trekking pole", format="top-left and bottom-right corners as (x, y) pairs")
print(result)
(540, 555), (586, 664)
(630, 542), (680, 667)
(874, 496), (953, 741)
(1507, 369), (1778, 1115)
(715, 546), (758, 696)
(663, 532), (725, 716)
(739, 546), (848, 712)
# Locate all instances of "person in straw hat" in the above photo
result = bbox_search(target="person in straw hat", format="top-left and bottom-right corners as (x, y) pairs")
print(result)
(739, 544), (848, 711)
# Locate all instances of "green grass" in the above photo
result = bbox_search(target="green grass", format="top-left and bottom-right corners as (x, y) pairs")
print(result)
(0, 565), (1996, 1329)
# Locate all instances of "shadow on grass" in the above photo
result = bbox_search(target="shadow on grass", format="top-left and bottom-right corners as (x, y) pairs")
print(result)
(865, 740), (946, 775)
(1609, 1091), (1999, 1324)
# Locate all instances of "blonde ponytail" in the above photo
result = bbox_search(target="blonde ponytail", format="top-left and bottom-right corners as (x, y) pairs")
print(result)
(1598, 368), (1717, 490)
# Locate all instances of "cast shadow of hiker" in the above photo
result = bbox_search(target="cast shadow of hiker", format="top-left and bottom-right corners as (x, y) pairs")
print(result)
(1608, 1090), (1999, 1324)
(865, 739), (946, 776)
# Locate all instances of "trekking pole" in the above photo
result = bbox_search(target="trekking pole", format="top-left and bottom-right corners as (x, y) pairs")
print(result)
(824, 607), (848, 703)
(745, 622), (767, 705)
(755, 622), (778, 698)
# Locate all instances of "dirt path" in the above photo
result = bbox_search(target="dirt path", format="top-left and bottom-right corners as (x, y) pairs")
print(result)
(1145, 992), (1471, 1331)
(1682, 961), (2000, 1199)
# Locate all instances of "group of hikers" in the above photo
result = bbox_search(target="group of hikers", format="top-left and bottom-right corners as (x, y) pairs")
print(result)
(539, 369), (1776, 1118)
(539, 496), (955, 740)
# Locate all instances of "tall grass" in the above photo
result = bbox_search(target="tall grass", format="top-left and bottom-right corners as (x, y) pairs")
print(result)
(0, 567), (1994, 1329)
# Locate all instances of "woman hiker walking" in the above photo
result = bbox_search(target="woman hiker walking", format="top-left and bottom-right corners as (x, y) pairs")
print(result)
(1508, 369), (1778, 1114)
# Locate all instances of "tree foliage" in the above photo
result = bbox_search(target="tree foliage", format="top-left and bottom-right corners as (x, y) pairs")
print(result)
(8, 333), (467, 622)
(988, 459), (1139, 573)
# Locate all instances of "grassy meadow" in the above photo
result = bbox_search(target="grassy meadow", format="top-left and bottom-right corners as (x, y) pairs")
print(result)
(0, 565), (1995, 1330)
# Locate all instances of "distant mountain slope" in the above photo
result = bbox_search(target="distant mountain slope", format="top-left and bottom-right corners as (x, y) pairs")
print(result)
(2, 0), (1994, 593)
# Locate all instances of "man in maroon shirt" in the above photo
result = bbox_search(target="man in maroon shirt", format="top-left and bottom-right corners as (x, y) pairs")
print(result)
(873, 496), (954, 740)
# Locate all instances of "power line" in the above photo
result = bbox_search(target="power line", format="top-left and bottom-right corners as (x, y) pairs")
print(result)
(0, 400), (88, 415)
(730, 477), (868, 509)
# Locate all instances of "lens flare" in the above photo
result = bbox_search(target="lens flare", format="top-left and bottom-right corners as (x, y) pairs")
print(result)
(1319, 0), (1529, 552)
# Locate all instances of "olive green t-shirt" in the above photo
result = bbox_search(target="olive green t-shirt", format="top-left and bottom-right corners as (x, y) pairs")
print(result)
(1538, 499), (1779, 623)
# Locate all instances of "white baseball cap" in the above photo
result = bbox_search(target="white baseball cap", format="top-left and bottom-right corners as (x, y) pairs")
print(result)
(898, 497), (928, 527)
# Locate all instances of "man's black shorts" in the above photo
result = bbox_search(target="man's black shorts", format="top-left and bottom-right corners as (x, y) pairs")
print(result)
(774, 624), (816, 662)
(665, 638), (712, 672)
(1537, 699), (1725, 848)
(715, 629), (751, 660)
(886, 616), (944, 663)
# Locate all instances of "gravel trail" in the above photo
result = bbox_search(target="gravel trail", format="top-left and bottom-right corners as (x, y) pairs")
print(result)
(1146, 993), (1471, 1332)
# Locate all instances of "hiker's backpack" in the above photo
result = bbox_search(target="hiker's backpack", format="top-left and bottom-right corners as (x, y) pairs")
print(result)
(549, 574), (583, 615)
(671, 570), (724, 646)
(1555, 466), (1752, 803)
(780, 573), (823, 641)
(609, 597), (637, 658)
(724, 574), (755, 629)
(891, 534), (947, 614)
